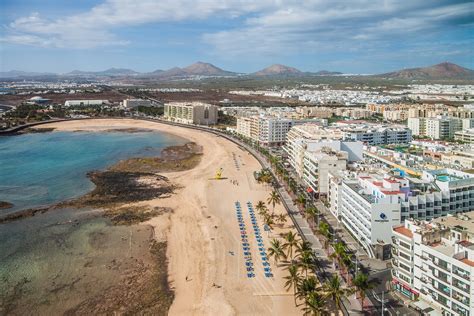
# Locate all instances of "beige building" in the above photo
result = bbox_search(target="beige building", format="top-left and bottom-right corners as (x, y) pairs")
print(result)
(383, 110), (409, 121)
(164, 102), (218, 125)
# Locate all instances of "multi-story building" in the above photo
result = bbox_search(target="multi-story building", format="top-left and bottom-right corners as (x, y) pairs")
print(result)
(455, 129), (474, 144)
(408, 116), (474, 140)
(64, 99), (109, 107)
(164, 102), (218, 125)
(284, 124), (362, 178)
(302, 148), (348, 196)
(341, 123), (412, 145)
(335, 169), (474, 257)
(383, 110), (409, 122)
(123, 99), (153, 108)
(235, 116), (326, 147)
(392, 214), (474, 315)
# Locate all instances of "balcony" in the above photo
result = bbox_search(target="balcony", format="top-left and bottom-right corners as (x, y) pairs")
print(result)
(453, 269), (471, 281)
(433, 294), (450, 308)
(452, 280), (470, 294)
(452, 292), (470, 307)
(433, 260), (450, 272)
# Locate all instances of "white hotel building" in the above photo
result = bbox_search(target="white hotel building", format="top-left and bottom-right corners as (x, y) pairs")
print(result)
(333, 169), (474, 258)
(392, 214), (473, 316)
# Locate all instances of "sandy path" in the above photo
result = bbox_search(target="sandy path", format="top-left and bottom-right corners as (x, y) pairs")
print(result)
(42, 119), (300, 315)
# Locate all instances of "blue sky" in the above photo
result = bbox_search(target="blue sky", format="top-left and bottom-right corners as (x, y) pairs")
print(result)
(1, 0), (473, 74)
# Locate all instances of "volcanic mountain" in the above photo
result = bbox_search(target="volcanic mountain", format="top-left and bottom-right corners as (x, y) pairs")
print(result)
(252, 64), (302, 76)
(380, 62), (474, 79)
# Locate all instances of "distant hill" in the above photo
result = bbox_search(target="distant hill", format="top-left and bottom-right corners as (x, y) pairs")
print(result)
(65, 68), (138, 77)
(146, 62), (235, 78)
(379, 62), (474, 79)
(311, 70), (343, 76)
(252, 64), (302, 76)
(182, 62), (235, 76)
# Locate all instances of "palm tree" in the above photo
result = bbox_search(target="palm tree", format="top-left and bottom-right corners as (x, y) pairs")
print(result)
(255, 200), (268, 217)
(296, 240), (313, 259)
(296, 276), (318, 302)
(305, 206), (319, 229)
(263, 213), (275, 232)
(283, 231), (299, 262)
(302, 291), (326, 316)
(267, 190), (281, 215)
(284, 264), (301, 305)
(296, 193), (306, 209)
(268, 239), (286, 266)
(318, 222), (331, 249)
(330, 241), (346, 270)
(353, 273), (374, 311)
(323, 274), (352, 310)
(277, 214), (287, 226)
(298, 250), (315, 277)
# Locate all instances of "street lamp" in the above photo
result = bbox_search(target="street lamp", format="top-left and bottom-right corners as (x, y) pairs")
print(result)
(372, 290), (389, 316)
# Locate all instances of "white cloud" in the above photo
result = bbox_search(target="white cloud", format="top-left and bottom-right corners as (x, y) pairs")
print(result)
(2, 0), (472, 53)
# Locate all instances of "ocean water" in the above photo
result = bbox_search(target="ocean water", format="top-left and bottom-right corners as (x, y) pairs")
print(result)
(0, 130), (186, 214)
(0, 129), (185, 314)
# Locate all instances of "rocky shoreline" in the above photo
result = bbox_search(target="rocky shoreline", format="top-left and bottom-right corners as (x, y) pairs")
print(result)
(0, 142), (201, 314)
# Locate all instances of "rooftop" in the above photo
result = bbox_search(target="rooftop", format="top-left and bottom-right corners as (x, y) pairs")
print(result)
(393, 226), (414, 238)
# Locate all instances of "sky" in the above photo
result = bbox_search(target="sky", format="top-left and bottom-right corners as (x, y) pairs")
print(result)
(0, 0), (473, 74)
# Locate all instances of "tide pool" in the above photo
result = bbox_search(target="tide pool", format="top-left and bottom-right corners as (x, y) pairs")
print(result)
(0, 130), (186, 214)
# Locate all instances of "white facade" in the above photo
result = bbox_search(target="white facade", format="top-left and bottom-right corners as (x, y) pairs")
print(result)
(64, 99), (109, 107)
(408, 117), (470, 140)
(283, 124), (362, 178)
(302, 149), (347, 195)
(342, 125), (412, 145)
(123, 99), (152, 108)
(334, 169), (474, 257)
(392, 215), (474, 316)
(235, 116), (326, 147)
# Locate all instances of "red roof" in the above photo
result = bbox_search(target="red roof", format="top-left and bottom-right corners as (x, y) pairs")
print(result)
(385, 179), (399, 184)
(393, 226), (413, 238)
(459, 240), (474, 247)
(382, 190), (401, 195)
(373, 181), (383, 187)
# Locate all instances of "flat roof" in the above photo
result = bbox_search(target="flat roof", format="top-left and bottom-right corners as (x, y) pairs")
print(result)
(431, 211), (474, 235)
(393, 226), (414, 238)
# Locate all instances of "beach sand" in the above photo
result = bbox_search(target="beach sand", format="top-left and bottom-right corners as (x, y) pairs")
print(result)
(43, 119), (300, 315)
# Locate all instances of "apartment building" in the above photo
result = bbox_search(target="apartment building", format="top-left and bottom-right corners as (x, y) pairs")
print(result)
(408, 117), (468, 140)
(64, 99), (109, 107)
(283, 124), (362, 178)
(455, 129), (474, 144)
(341, 123), (412, 145)
(123, 99), (153, 108)
(235, 116), (326, 147)
(334, 169), (474, 257)
(392, 214), (473, 315)
(383, 110), (409, 122)
(302, 148), (348, 195)
(164, 102), (218, 125)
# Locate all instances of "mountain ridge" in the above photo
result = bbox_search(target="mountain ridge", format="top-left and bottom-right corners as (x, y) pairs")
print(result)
(2, 61), (472, 80)
(379, 62), (474, 79)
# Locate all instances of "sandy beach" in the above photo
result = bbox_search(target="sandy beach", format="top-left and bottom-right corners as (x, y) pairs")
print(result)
(42, 119), (300, 315)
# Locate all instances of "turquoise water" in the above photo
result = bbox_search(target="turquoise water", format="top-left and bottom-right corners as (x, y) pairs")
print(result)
(0, 130), (186, 214)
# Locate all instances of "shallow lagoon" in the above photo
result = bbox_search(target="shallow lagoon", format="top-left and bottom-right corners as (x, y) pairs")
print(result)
(0, 129), (186, 213)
